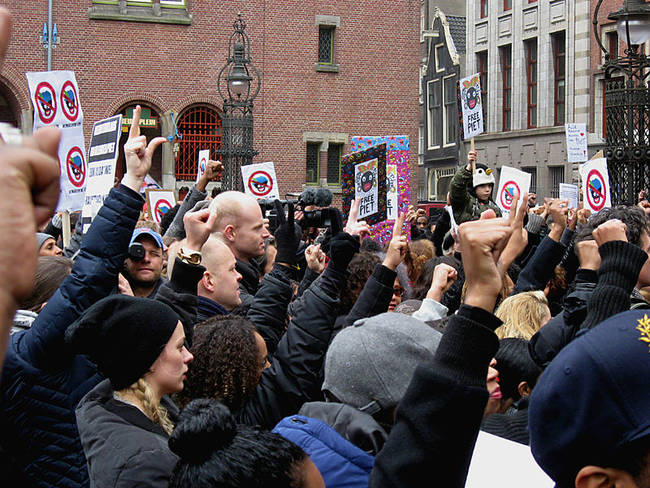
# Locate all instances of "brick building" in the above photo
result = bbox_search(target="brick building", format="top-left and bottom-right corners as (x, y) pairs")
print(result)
(0, 1), (420, 204)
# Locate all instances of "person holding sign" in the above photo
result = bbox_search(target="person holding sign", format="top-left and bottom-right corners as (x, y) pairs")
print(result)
(450, 150), (502, 225)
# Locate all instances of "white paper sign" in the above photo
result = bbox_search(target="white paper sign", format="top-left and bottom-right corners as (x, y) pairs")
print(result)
(565, 123), (588, 163)
(241, 161), (280, 200)
(146, 189), (177, 225)
(81, 115), (123, 232)
(466, 431), (553, 487)
(355, 157), (379, 219)
(27, 71), (84, 131)
(460, 73), (484, 139)
(56, 128), (87, 212)
(579, 157), (612, 213)
(559, 183), (579, 209)
(196, 149), (210, 183)
(386, 164), (398, 220)
(495, 166), (531, 217)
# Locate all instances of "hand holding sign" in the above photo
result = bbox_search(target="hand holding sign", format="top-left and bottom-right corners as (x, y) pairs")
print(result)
(344, 197), (370, 240)
(382, 213), (407, 271)
(122, 105), (166, 193)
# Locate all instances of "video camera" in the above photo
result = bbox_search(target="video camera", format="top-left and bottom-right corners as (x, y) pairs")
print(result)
(258, 187), (336, 234)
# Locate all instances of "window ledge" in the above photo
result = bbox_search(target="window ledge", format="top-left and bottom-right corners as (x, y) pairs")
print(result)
(315, 63), (340, 73)
(88, 5), (192, 25)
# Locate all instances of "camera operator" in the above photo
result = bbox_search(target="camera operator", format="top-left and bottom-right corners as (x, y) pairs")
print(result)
(123, 228), (167, 298)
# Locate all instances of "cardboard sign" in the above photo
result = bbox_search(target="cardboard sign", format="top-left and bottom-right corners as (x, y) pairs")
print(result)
(559, 183), (579, 209)
(580, 157), (611, 212)
(460, 73), (484, 139)
(81, 115), (122, 232)
(146, 189), (177, 225)
(241, 162), (280, 200)
(386, 164), (398, 220)
(196, 149), (210, 183)
(341, 143), (388, 227)
(27, 71), (84, 131)
(565, 123), (588, 163)
(496, 166), (531, 217)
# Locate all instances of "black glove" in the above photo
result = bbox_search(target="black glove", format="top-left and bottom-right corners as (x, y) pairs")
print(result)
(273, 200), (302, 266)
(327, 232), (360, 274)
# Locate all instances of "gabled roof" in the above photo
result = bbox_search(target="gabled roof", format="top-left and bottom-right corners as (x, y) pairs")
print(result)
(446, 14), (466, 55)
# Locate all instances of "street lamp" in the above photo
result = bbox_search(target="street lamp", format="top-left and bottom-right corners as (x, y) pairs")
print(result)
(594, 0), (650, 204)
(217, 13), (261, 191)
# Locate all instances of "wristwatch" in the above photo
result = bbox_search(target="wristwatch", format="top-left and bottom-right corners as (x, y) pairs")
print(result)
(177, 246), (202, 265)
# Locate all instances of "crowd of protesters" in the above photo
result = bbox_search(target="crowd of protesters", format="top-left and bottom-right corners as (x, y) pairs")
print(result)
(0, 5), (649, 488)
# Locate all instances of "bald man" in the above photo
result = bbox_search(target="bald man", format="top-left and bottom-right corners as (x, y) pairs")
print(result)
(209, 191), (270, 311)
(196, 237), (243, 322)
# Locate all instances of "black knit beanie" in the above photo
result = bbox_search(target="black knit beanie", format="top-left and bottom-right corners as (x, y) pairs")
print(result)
(65, 295), (180, 390)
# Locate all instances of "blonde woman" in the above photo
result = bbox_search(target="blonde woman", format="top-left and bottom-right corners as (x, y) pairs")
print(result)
(494, 291), (551, 340)
(65, 295), (193, 488)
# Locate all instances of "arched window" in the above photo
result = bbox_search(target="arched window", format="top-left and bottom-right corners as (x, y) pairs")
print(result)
(175, 104), (222, 180)
(0, 82), (20, 128)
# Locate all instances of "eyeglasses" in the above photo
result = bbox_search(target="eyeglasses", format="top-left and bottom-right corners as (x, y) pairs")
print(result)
(393, 286), (405, 297)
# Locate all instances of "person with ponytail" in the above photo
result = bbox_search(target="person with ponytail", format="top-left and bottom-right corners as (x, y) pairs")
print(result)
(66, 295), (193, 487)
(169, 399), (325, 488)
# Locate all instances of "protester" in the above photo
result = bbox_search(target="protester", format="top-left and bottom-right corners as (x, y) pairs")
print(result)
(450, 149), (501, 224)
(123, 227), (167, 298)
(68, 295), (193, 487)
(36, 232), (63, 256)
(169, 399), (325, 488)
(494, 290), (551, 340)
(208, 190), (271, 312)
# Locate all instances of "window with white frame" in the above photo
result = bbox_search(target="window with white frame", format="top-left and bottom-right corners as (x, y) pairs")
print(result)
(443, 75), (457, 145)
(428, 79), (442, 149)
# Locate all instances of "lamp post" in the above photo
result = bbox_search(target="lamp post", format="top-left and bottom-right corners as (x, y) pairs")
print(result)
(217, 13), (261, 191)
(594, 0), (650, 204)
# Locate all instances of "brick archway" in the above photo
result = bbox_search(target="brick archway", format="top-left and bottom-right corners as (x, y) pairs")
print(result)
(174, 103), (222, 180)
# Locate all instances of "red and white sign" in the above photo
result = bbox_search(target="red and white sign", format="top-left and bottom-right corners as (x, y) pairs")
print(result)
(499, 180), (520, 211)
(33, 81), (57, 125)
(580, 157), (611, 213)
(60, 80), (80, 122)
(146, 189), (177, 225)
(27, 71), (84, 129)
(241, 162), (280, 200)
(495, 166), (531, 217)
(196, 149), (210, 183)
(65, 146), (86, 188)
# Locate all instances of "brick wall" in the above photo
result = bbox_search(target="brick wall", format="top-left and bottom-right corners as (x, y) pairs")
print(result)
(1, 1), (420, 203)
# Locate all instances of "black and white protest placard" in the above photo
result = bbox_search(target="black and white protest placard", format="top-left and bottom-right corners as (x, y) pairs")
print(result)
(81, 115), (122, 232)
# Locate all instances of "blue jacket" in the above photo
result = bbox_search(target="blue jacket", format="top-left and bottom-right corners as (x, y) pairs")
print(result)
(273, 414), (374, 488)
(0, 185), (143, 488)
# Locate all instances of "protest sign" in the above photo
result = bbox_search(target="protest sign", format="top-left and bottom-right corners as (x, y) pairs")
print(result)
(579, 157), (611, 213)
(56, 128), (87, 212)
(241, 161), (280, 200)
(496, 166), (531, 217)
(341, 143), (387, 227)
(565, 123), (588, 163)
(349, 136), (410, 244)
(27, 71), (84, 131)
(81, 115), (122, 232)
(146, 189), (177, 225)
(196, 149), (210, 183)
(140, 174), (162, 195)
(559, 183), (579, 209)
(460, 73), (484, 140)
(386, 164), (398, 220)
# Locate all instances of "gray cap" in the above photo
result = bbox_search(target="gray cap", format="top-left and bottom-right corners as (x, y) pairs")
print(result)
(36, 232), (54, 250)
(322, 312), (442, 414)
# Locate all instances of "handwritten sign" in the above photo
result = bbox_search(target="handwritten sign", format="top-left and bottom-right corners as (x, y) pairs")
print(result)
(460, 73), (484, 139)
(559, 183), (579, 209)
(565, 123), (588, 163)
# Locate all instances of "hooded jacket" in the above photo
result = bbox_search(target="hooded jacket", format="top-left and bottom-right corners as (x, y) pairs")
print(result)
(450, 165), (501, 224)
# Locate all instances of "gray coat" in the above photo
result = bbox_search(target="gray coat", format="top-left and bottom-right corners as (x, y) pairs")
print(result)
(76, 379), (179, 488)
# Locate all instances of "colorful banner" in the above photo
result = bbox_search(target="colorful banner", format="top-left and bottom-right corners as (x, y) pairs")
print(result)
(565, 123), (588, 163)
(146, 189), (177, 225)
(579, 157), (611, 213)
(342, 143), (387, 228)
(350, 136), (411, 245)
(241, 161), (280, 200)
(496, 166), (531, 217)
(460, 73), (484, 139)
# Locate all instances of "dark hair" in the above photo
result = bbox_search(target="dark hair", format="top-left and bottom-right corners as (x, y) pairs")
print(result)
(174, 316), (261, 411)
(159, 203), (181, 236)
(169, 399), (309, 488)
(411, 256), (460, 300)
(18, 256), (73, 312)
(359, 238), (382, 253)
(339, 252), (381, 315)
(495, 338), (542, 401)
(211, 187), (222, 198)
(575, 205), (650, 249)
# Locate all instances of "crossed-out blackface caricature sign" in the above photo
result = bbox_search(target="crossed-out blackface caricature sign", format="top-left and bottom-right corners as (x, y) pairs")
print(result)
(27, 71), (86, 211)
(460, 73), (484, 139)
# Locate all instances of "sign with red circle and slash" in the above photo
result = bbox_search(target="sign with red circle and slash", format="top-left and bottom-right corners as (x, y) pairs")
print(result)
(154, 198), (173, 224)
(60, 80), (80, 122)
(66, 146), (86, 188)
(499, 180), (520, 211)
(586, 169), (607, 211)
(34, 81), (57, 125)
(247, 170), (274, 197)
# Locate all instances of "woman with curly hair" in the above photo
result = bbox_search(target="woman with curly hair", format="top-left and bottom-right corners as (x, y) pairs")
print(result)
(403, 238), (435, 284)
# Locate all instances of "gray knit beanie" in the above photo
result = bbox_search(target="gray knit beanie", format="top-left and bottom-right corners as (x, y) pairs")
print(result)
(322, 312), (441, 414)
(36, 232), (54, 250)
